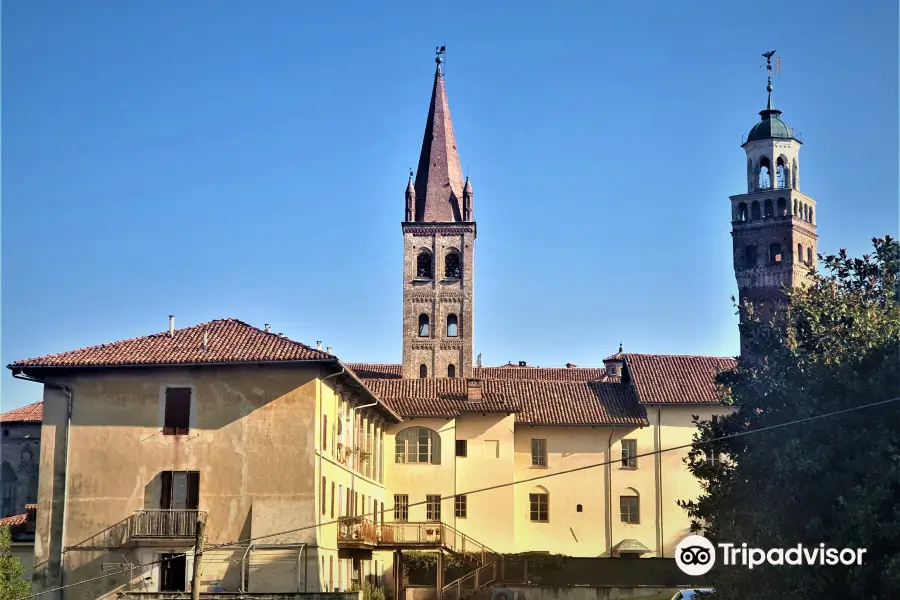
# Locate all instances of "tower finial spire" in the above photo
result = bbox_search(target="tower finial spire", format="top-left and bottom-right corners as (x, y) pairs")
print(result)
(435, 45), (446, 76)
(762, 49), (777, 111)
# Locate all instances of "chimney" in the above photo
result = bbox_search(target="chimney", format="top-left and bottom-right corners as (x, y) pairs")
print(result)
(264, 324), (271, 333)
(518, 361), (527, 367)
(168, 315), (175, 337)
(316, 341), (323, 351)
(466, 378), (483, 402)
(202, 331), (209, 352)
(566, 362), (577, 369)
(326, 346), (332, 354)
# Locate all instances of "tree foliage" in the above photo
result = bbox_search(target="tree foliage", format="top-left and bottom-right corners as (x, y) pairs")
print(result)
(679, 236), (900, 599)
(0, 525), (29, 600)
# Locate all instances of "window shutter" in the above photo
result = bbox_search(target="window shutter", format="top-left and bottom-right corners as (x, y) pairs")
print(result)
(160, 471), (173, 509)
(186, 472), (200, 510)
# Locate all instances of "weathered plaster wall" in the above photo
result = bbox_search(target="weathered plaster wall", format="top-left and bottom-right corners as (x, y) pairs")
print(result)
(1, 422), (41, 517)
(34, 364), (323, 599)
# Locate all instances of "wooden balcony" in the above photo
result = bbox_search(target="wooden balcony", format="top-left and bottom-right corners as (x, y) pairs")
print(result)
(129, 510), (207, 541)
(337, 519), (496, 558)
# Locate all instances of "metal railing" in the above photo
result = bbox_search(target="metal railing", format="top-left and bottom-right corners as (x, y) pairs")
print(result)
(335, 519), (499, 560)
(130, 510), (206, 539)
(441, 560), (499, 600)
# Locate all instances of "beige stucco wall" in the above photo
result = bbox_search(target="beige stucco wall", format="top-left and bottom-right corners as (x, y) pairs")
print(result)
(11, 542), (34, 585)
(33, 364), (392, 600)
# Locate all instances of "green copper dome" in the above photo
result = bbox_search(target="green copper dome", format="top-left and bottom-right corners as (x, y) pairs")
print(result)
(747, 112), (795, 142)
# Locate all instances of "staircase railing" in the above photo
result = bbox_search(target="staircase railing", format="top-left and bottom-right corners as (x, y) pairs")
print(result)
(440, 560), (499, 600)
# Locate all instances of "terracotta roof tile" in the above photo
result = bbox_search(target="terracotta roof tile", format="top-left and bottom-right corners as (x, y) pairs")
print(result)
(8, 319), (335, 369)
(363, 377), (646, 425)
(624, 354), (737, 405)
(0, 512), (28, 527)
(346, 364), (606, 382)
(0, 401), (43, 423)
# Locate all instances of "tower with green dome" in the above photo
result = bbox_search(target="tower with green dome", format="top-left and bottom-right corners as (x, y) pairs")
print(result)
(729, 51), (819, 353)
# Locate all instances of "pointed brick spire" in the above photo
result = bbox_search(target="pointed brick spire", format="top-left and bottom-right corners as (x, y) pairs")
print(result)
(412, 57), (465, 222)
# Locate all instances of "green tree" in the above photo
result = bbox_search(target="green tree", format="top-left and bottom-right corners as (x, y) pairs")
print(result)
(679, 236), (900, 599)
(0, 525), (30, 600)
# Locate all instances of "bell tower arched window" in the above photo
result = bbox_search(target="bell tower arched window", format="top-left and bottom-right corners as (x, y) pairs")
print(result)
(446, 314), (458, 337)
(764, 199), (774, 218)
(750, 201), (761, 220)
(418, 314), (430, 337)
(807, 247), (813, 266)
(797, 243), (803, 264)
(445, 252), (461, 279)
(775, 156), (786, 188)
(419, 364), (428, 379)
(737, 202), (748, 222)
(777, 197), (787, 217)
(448, 364), (456, 378)
(769, 243), (783, 265)
(758, 157), (771, 189)
(417, 252), (433, 279)
(744, 245), (757, 269)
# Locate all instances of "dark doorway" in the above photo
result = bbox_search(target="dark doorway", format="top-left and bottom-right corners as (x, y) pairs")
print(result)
(159, 553), (187, 591)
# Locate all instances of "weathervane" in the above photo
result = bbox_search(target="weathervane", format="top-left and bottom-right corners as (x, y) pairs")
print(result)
(435, 45), (446, 75)
(762, 49), (777, 92)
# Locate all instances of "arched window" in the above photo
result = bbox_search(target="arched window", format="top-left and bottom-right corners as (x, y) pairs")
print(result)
(807, 247), (813, 267)
(792, 158), (799, 190)
(620, 487), (639, 524)
(746, 159), (753, 191)
(808, 208), (814, 224)
(0, 461), (16, 517)
(750, 201), (761, 220)
(529, 486), (549, 522)
(737, 202), (748, 222)
(803, 204), (809, 222)
(395, 427), (440, 464)
(419, 364), (428, 379)
(446, 314), (458, 337)
(448, 364), (456, 378)
(445, 252), (461, 279)
(758, 156), (771, 189)
(775, 156), (786, 188)
(777, 197), (787, 217)
(418, 314), (430, 337)
(744, 245), (757, 269)
(764, 199), (774, 218)
(794, 199), (799, 216)
(798, 243), (803, 264)
(416, 252), (433, 279)
(769, 243), (782, 265)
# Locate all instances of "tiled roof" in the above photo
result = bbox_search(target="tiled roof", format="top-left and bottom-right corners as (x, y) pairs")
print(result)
(346, 364), (607, 382)
(363, 377), (647, 425)
(624, 354), (737, 405)
(0, 513), (28, 527)
(8, 319), (335, 369)
(0, 401), (43, 423)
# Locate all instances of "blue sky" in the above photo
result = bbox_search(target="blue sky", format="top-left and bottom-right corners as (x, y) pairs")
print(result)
(2, 1), (897, 411)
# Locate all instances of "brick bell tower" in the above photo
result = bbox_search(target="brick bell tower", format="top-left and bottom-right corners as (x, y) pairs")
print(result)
(401, 47), (475, 379)
(730, 51), (818, 352)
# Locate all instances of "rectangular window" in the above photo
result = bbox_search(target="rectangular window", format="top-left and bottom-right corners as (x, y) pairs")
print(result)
(484, 440), (499, 459)
(159, 553), (187, 591)
(380, 501), (384, 524)
(426, 495), (441, 521)
(620, 495), (639, 524)
(394, 494), (408, 521)
(529, 493), (548, 522)
(338, 486), (344, 518)
(163, 387), (191, 436)
(322, 415), (328, 452)
(621, 439), (637, 468)
(331, 482), (335, 518)
(321, 477), (327, 515)
(456, 439), (468, 457)
(531, 439), (547, 467)
(454, 495), (467, 519)
(160, 471), (200, 510)
(373, 499), (379, 524)
(705, 450), (723, 467)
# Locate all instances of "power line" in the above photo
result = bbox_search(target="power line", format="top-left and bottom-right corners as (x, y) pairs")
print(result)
(18, 395), (900, 600)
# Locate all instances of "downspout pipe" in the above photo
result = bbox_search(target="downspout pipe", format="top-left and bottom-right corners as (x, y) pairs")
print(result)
(12, 370), (72, 596)
(606, 425), (616, 557)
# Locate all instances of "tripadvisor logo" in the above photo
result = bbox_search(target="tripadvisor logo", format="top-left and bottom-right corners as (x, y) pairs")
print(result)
(675, 535), (867, 576)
